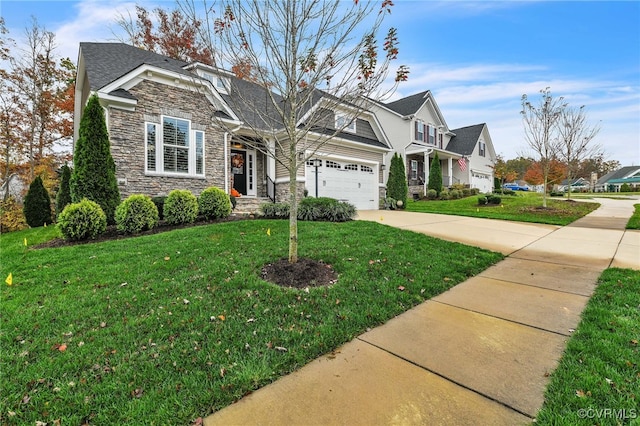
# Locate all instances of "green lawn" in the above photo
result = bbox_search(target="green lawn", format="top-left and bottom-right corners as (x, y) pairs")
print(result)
(406, 192), (600, 225)
(0, 220), (502, 425)
(536, 268), (640, 425)
(626, 204), (640, 230)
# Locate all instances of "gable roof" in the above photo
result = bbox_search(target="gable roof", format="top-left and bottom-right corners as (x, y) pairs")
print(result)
(446, 123), (486, 156)
(384, 91), (429, 116)
(596, 166), (640, 185)
(80, 42), (191, 91)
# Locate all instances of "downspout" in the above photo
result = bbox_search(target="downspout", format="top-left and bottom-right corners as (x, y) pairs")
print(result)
(224, 133), (230, 193)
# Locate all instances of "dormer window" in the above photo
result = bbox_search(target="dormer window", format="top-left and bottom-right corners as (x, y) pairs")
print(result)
(216, 76), (228, 92)
(336, 113), (356, 133)
(415, 120), (425, 142)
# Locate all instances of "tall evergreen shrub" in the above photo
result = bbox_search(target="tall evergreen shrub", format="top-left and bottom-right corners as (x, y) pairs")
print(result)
(387, 153), (408, 208)
(70, 94), (120, 224)
(56, 164), (72, 217)
(428, 152), (443, 194)
(23, 175), (52, 227)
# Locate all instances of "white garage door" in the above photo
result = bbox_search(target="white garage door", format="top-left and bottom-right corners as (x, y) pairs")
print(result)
(471, 171), (492, 194)
(305, 159), (378, 210)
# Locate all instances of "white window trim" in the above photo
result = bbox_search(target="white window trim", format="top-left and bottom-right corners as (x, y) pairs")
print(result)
(416, 120), (425, 142)
(145, 116), (206, 178)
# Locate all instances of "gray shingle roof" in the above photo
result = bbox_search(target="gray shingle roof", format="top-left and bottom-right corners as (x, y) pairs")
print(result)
(596, 166), (640, 185)
(384, 91), (429, 116)
(446, 123), (485, 155)
(80, 42), (191, 90)
(80, 42), (386, 149)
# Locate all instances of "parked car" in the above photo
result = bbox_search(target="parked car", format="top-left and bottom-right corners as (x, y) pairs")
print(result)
(503, 183), (530, 191)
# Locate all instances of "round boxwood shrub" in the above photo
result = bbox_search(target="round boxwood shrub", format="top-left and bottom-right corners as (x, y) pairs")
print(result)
(477, 196), (488, 205)
(115, 194), (159, 234)
(163, 189), (198, 225)
(450, 189), (461, 199)
(488, 195), (502, 205)
(427, 189), (438, 200)
(198, 187), (232, 220)
(439, 191), (451, 200)
(58, 199), (107, 241)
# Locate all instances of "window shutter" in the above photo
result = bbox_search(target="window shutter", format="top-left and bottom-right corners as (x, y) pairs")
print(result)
(426, 125), (429, 143)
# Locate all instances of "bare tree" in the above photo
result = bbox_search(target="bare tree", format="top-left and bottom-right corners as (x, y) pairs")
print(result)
(180, 0), (408, 263)
(556, 105), (600, 198)
(521, 87), (566, 207)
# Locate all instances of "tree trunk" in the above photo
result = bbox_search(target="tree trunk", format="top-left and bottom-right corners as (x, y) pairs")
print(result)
(288, 156), (298, 264)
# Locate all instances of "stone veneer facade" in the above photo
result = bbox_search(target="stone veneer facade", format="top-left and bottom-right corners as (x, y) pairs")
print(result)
(107, 80), (228, 198)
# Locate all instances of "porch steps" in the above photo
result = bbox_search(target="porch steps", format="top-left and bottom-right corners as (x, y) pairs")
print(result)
(233, 197), (272, 214)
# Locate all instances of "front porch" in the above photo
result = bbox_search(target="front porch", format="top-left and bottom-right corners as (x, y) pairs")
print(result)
(405, 145), (466, 196)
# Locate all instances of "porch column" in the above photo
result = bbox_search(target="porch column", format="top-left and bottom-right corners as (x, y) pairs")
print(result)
(447, 157), (453, 187)
(267, 139), (276, 179)
(423, 152), (429, 195)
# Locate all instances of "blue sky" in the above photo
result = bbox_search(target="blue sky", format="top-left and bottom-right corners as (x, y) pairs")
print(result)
(2, 0), (639, 166)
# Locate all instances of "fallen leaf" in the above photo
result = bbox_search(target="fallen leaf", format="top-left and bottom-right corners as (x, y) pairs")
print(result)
(218, 314), (226, 321)
(183, 299), (190, 305)
(131, 388), (144, 398)
(576, 389), (586, 398)
(220, 368), (226, 377)
(164, 256), (170, 261)
(266, 342), (273, 349)
(21, 394), (31, 404)
(397, 286), (405, 291)
(100, 322), (107, 328)
(191, 418), (204, 426)
(443, 277), (451, 282)
(275, 346), (288, 352)
(631, 339), (638, 346)
(58, 344), (67, 352)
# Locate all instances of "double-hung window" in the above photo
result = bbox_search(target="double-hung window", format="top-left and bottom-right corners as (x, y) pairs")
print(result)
(479, 141), (486, 157)
(415, 121), (425, 142)
(428, 125), (436, 145)
(145, 116), (205, 176)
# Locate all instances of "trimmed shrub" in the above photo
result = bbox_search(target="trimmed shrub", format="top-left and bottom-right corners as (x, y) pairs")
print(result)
(426, 189), (438, 200)
(477, 196), (488, 205)
(23, 176), (52, 227)
(298, 197), (356, 222)
(439, 190), (451, 200)
(462, 188), (471, 197)
(387, 153), (408, 209)
(58, 199), (107, 241)
(471, 188), (480, 195)
(260, 197), (356, 222)
(115, 194), (159, 234)
(56, 164), (72, 217)
(620, 183), (632, 192)
(151, 196), (167, 220)
(260, 202), (290, 218)
(488, 195), (502, 205)
(198, 187), (232, 220)
(450, 189), (461, 199)
(502, 189), (515, 196)
(70, 94), (120, 224)
(428, 152), (442, 194)
(163, 190), (198, 225)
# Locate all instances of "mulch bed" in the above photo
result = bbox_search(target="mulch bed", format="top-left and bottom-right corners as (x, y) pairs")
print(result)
(261, 257), (338, 289)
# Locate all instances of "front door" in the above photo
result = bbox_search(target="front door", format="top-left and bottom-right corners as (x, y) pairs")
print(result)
(231, 149), (247, 194)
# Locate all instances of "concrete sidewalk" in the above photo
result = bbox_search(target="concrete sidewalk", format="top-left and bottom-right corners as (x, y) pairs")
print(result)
(205, 197), (639, 425)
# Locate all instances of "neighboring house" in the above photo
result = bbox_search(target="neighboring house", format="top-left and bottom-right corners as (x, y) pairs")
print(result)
(557, 177), (590, 192)
(366, 91), (497, 196)
(594, 166), (640, 192)
(74, 43), (391, 210)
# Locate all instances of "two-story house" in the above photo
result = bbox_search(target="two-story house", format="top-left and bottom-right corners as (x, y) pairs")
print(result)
(368, 90), (497, 195)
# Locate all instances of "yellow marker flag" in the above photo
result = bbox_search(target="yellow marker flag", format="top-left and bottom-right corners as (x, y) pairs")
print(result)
(5, 273), (12, 286)
(23, 238), (27, 246)
(44, 222), (47, 227)
(267, 228), (271, 236)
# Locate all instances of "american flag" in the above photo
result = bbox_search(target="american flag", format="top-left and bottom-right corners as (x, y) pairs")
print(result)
(458, 157), (467, 171)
